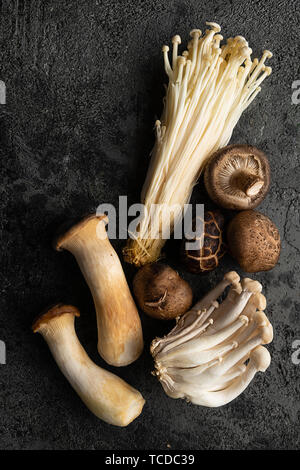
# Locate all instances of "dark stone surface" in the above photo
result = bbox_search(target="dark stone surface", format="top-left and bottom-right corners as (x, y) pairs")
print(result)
(0, 0), (299, 450)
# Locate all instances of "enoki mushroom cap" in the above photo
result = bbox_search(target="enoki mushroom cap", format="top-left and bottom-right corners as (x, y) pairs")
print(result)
(172, 35), (181, 44)
(205, 21), (221, 32)
(190, 29), (202, 38)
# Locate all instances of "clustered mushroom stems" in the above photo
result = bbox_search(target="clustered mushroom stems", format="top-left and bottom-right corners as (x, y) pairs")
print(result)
(55, 214), (143, 367)
(33, 305), (145, 427)
(151, 272), (273, 407)
(124, 22), (272, 267)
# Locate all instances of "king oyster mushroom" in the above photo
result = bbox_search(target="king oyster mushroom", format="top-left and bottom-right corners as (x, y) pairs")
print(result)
(204, 145), (270, 210)
(55, 214), (143, 367)
(33, 304), (145, 426)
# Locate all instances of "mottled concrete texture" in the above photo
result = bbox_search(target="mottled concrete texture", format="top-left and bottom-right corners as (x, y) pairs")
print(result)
(0, 0), (299, 450)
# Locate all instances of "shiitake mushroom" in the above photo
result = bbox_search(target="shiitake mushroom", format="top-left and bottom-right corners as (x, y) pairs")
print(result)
(227, 210), (281, 272)
(133, 263), (193, 320)
(181, 210), (226, 273)
(204, 145), (270, 210)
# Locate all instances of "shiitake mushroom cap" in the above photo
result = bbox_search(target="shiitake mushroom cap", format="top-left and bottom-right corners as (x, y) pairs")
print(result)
(181, 210), (226, 274)
(133, 263), (193, 320)
(227, 210), (281, 272)
(204, 144), (271, 210)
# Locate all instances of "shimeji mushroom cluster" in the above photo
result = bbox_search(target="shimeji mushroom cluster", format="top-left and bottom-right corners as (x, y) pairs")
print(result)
(151, 272), (273, 407)
(124, 22), (272, 267)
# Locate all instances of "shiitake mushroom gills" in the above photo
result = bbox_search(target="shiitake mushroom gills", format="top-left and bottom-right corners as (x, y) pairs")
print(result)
(227, 210), (280, 272)
(204, 145), (270, 210)
(181, 210), (226, 274)
(133, 263), (193, 320)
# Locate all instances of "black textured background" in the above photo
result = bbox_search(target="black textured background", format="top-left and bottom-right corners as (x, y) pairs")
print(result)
(0, 0), (299, 450)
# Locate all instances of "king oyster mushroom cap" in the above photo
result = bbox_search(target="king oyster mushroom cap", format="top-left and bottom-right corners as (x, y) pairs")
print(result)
(151, 273), (272, 407)
(33, 304), (145, 426)
(204, 144), (270, 210)
(55, 214), (143, 367)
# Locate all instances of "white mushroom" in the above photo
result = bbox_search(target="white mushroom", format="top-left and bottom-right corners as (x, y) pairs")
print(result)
(33, 304), (145, 427)
(55, 214), (143, 367)
(151, 272), (273, 407)
(185, 346), (271, 407)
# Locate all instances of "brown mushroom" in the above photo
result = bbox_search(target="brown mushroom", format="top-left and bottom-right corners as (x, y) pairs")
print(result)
(204, 145), (270, 210)
(227, 210), (280, 272)
(181, 210), (226, 274)
(133, 263), (193, 320)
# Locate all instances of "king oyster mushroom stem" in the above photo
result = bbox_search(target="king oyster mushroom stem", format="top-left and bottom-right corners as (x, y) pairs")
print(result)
(33, 305), (145, 426)
(55, 214), (143, 367)
(151, 271), (273, 407)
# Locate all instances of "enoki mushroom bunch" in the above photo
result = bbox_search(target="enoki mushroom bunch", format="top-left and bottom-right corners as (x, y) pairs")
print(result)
(151, 272), (273, 407)
(124, 22), (272, 267)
